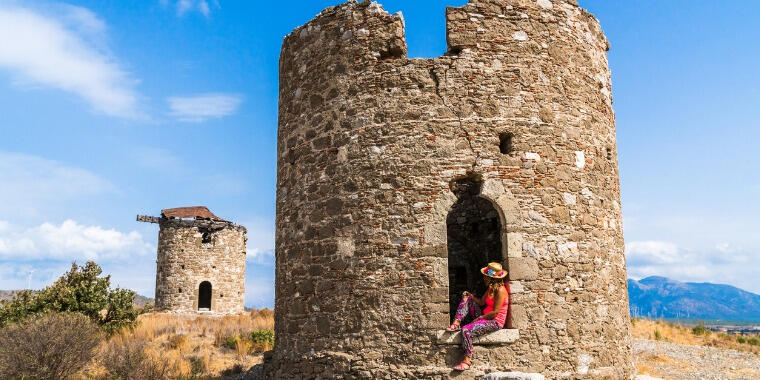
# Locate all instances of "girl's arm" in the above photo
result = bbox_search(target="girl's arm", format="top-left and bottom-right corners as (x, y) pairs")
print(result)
(463, 291), (485, 306)
(477, 287), (508, 320)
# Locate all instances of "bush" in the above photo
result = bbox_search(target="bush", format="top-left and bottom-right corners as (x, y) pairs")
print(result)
(223, 335), (239, 349)
(748, 337), (760, 346)
(737, 336), (747, 344)
(692, 324), (709, 336)
(653, 329), (662, 341)
(0, 261), (138, 334)
(168, 333), (188, 351)
(100, 337), (172, 380)
(0, 312), (102, 380)
(189, 356), (207, 378)
(249, 329), (274, 352)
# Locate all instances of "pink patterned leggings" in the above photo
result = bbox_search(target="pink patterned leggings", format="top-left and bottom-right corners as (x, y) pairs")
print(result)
(453, 295), (500, 357)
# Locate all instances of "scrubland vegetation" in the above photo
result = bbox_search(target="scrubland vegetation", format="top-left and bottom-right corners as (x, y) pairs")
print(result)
(0, 262), (275, 379)
(632, 318), (760, 354)
(633, 318), (760, 379)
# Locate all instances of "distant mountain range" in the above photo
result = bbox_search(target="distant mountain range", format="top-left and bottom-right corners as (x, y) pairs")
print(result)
(629, 276), (760, 321)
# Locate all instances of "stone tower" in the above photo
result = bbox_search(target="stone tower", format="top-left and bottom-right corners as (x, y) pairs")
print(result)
(137, 207), (247, 314)
(271, 0), (632, 378)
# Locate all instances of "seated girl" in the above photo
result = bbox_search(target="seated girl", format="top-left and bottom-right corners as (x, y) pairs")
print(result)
(446, 262), (510, 371)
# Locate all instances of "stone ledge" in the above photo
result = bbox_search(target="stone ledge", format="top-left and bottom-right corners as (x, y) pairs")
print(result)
(435, 329), (519, 345)
(482, 372), (545, 380)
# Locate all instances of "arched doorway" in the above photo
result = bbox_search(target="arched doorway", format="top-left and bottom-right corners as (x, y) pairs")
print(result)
(446, 178), (503, 321)
(198, 281), (212, 310)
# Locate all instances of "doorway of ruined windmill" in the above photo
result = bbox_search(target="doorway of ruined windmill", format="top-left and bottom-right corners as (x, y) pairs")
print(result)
(199, 281), (212, 311)
(446, 178), (503, 322)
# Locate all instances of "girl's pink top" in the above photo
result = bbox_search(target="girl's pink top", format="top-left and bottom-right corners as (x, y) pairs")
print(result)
(482, 288), (509, 327)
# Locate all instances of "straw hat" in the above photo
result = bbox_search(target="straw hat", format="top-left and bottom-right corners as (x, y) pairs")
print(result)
(480, 262), (507, 279)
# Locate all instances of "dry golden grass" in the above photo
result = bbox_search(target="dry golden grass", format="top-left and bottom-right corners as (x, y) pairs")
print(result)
(88, 309), (274, 379)
(632, 318), (760, 355)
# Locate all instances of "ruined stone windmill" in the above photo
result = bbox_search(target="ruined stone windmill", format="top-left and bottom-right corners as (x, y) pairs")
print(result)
(137, 206), (247, 314)
(269, 0), (633, 378)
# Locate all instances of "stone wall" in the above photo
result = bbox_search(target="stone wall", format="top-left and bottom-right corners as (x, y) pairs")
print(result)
(271, 0), (632, 378)
(155, 219), (247, 314)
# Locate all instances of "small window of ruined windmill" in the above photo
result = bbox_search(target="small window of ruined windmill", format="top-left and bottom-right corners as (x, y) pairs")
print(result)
(499, 132), (514, 155)
(202, 231), (212, 244)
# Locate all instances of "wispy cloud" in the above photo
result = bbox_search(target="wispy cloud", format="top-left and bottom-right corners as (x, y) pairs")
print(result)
(167, 93), (243, 122)
(243, 218), (274, 264)
(0, 150), (115, 219)
(129, 146), (248, 195)
(626, 240), (760, 293)
(162, 0), (218, 17)
(0, 219), (153, 261)
(0, 5), (141, 118)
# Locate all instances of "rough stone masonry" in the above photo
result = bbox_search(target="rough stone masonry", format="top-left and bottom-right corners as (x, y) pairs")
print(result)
(269, 0), (633, 378)
(138, 207), (247, 315)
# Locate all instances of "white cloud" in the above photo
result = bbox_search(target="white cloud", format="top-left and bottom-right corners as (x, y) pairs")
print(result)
(0, 219), (153, 261)
(0, 150), (115, 219)
(165, 0), (217, 17)
(243, 219), (274, 264)
(625, 240), (680, 265)
(626, 240), (760, 294)
(0, 5), (141, 118)
(167, 93), (243, 122)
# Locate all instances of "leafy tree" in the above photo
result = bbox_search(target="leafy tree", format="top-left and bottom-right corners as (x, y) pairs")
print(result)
(0, 261), (138, 333)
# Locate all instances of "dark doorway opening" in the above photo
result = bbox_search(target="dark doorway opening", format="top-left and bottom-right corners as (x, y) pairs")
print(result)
(199, 281), (212, 310)
(447, 178), (503, 322)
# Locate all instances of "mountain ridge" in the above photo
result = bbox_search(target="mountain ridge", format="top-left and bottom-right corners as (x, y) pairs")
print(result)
(629, 276), (760, 321)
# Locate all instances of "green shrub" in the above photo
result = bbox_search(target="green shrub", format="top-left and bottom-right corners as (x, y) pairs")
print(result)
(189, 356), (206, 378)
(0, 261), (138, 334)
(748, 337), (760, 346)
(737, 336), (747, 344)
(250, 329), (275, 345)
(223, 336), (239, 349)
(692, 324), (709, 336)
(0, 312), (102, 380)
(653, 329), (662, 341)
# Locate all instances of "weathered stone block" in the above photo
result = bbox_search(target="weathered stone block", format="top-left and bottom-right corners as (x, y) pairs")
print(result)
(435, 329), (519, 345)
(482, 372), (545, 380)
(508, 257), (539, 281)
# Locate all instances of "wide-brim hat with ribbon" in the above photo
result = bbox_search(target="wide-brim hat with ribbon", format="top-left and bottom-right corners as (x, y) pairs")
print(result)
(480, 262), (508, 279)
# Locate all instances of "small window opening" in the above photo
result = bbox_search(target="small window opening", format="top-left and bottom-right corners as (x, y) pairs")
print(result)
(220, 293), (224, 298)
(181, 264), (185, 270)
(178, 288), (182, 293)
(202, 231), (212, 244)
(499, 132), (514, 154)
(379, 45), (404, 60)
(446, 46), (463, 56)
(606, 147), (613, 160)
(212, 265), (216, 269)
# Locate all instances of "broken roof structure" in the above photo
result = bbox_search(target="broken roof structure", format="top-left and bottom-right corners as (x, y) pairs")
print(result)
(160, 206), (225, 221)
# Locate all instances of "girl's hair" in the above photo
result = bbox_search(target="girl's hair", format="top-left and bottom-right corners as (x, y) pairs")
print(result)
(484, 275), (512, 327)
(484, 276), (505, 298)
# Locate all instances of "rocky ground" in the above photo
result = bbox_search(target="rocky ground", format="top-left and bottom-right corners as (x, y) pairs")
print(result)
(634, 338), (760, 380)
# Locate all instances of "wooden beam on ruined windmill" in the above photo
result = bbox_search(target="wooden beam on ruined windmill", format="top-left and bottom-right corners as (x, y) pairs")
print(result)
(136, 215), (161, 224)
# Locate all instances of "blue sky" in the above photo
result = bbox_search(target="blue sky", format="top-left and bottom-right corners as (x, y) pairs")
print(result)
(0, 0), (758, 307)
